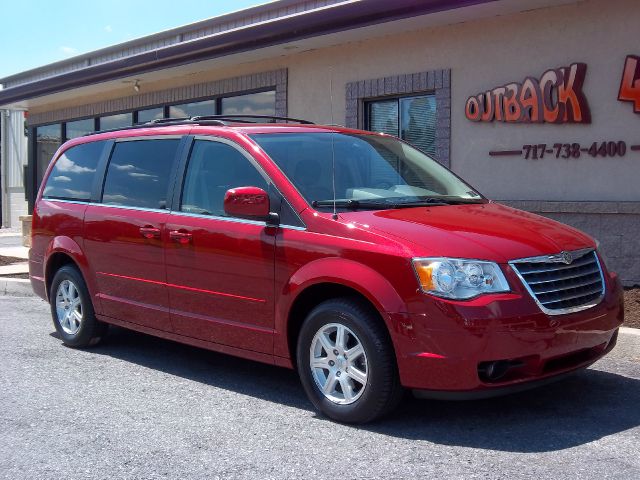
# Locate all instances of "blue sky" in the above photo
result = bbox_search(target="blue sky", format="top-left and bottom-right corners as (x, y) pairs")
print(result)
(0, 0), (264, 79)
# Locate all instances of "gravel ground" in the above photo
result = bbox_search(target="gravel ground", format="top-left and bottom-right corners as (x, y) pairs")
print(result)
(1, 295), (639, 480)
(624, 289), (640, 328)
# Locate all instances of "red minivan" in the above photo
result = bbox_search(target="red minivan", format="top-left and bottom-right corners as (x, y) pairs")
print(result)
(30, 115), (624, 423)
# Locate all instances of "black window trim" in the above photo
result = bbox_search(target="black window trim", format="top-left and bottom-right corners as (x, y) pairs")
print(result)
(40, 139), (111, 203)
(98, 135), (187, 212)
(364, 92), (435, 134)
(171, 134), (305, 229)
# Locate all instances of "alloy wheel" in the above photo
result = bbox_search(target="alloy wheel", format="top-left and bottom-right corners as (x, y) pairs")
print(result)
(309, 323), (369, 405)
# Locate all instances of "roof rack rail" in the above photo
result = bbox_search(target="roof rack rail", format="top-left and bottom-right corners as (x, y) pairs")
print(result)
(84, 114), (313, 136)
(191, 115), (314, 124)
(85, 117), (227, 136)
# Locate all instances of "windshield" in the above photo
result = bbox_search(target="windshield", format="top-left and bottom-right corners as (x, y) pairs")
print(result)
(250, 132), (482, 210)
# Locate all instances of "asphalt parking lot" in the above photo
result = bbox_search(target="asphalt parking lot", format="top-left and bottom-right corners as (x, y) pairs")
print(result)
(1, 294), (639, 480)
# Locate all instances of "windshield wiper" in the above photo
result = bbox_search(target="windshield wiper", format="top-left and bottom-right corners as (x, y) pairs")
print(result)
(312, 198), (454, 210)
(312, 199), (394, 209)
(404, 197), (486, 205)
(312, 197), (485, 210)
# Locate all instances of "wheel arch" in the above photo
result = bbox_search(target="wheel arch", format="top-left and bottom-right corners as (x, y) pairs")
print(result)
(275, 258), (408, 363)
(44, 236), (94, 303)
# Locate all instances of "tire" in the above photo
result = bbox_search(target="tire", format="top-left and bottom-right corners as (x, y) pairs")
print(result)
(49, 265), (107, 348)
(296, 297), (403, 423)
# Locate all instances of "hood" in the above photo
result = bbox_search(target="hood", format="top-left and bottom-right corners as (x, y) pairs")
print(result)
(339, 202), (594, 263)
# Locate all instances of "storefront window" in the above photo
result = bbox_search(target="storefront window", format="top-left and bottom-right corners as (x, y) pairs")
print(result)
(35, 124), (62, 187)
(366, 95), (437, 157)
(99, 113), (133, 131)
(137, 107), (165, 123)
(65, 118), (95, 140)
(221, 91), (276, 117)
(169, 100), (216, 118)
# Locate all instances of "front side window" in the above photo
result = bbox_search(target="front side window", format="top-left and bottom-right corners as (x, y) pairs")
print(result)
(181, 140), (268, 217)
(42, 141), (104, 201)
(251, 133), (480, 209)
(366, 95), (437, 157)
(102, 139), (180, 209)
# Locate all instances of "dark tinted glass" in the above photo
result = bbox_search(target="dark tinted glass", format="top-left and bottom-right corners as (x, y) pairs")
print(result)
(66, 118), (95, 140)
(368, 100), (399, 136)
(251, 133), (477, 206)
(169, 100), (215, 118)
(181, 140), (268, 217)
(221, 91), (276, 116)
(102, 139), (180, 209)
(36, 124), (62, 187)
(99, 113), (132, 130)
(137, 107), (164, 123)
(367, 95), (437, 157)
(43, 141), (104, 201)
(400, 96), (436, 156)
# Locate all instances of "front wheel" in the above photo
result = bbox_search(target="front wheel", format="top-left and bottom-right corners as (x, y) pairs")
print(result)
(297, 298), (403, 423)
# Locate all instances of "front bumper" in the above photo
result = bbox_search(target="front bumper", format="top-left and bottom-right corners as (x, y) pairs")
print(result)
(389, 272), (624, 394)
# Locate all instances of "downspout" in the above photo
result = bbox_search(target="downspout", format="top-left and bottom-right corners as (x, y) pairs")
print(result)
(0, 109), (6, 227)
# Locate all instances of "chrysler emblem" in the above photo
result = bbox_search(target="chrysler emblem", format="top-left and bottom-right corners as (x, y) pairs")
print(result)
(561, 251), (573, 264)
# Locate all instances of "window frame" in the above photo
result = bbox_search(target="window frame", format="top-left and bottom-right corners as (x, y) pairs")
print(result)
(171, 135), (272, 219)
(98, 135), (187, 212)
(41, 140), (110, 203)
(364, 93), (437, 155)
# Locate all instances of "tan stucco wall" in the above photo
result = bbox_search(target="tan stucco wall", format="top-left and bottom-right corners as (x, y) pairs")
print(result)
(28, 0), (640, 202)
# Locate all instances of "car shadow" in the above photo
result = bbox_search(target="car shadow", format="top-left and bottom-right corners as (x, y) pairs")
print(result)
(62, 326), (640, 453)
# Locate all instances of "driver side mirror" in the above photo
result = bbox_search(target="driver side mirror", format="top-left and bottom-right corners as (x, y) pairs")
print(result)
(223, 186), (273, 222)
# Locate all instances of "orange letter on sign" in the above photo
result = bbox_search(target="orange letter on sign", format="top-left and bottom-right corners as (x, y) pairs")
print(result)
(558, 63), (591, 123)
(618, 55), (640, 113)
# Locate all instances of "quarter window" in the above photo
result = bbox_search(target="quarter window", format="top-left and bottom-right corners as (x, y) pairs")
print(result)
(181, 140), (268, 217)
(42, 141), (105, 201)
(366, 95), (437, 157)
(102, 139), (181, 209)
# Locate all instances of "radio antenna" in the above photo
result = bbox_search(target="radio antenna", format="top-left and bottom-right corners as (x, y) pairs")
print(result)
(329, 67), (338, 220)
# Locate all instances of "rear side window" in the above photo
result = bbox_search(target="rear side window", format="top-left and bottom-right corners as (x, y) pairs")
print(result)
(42, 141), (104, 201)
(102, 139), (180, 209)
(181, 140), (268, 217)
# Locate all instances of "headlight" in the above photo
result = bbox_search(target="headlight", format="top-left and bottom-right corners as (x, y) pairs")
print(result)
(412, 257), (510, 299)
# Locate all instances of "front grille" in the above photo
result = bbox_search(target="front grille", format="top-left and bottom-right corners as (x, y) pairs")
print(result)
(510, 249), (605, 315)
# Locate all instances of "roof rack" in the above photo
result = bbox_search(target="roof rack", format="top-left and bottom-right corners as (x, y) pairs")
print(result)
(85, 114), (313, 136)
(190, 115), (314, 124)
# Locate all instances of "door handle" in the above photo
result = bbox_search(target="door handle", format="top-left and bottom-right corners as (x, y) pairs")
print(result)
(139, 226), (161, 239)
(169, 230), (193, 244)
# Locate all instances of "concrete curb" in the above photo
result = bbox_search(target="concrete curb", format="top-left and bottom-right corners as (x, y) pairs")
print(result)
(620, 326), (640, 335)
(0, 278), (35, 297)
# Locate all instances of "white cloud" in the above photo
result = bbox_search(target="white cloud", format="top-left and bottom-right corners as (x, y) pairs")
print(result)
(53, 175), (72, 182)
(104, 25), (113, 33)
(60, 46), (77, 56)
(114, 164), (136, 171)
(56, 156), (95, 174)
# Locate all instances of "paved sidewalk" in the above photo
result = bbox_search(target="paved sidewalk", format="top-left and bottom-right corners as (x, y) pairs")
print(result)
(0, 229), (30, 294)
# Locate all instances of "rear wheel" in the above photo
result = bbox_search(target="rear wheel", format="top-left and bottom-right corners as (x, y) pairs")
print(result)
(297, 297), (403, 423)
(50, 265), (107, 348)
